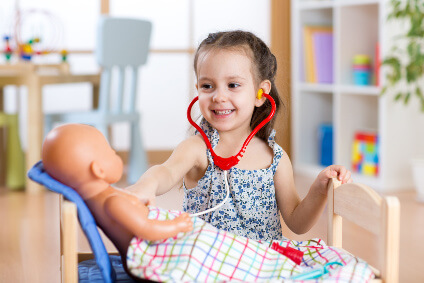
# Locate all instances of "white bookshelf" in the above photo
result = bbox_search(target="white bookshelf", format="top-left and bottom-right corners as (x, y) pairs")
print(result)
(291, 0), (422, 192)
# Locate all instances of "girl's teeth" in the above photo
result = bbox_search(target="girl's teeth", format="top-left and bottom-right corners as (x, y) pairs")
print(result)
(215, 110), (232, 115)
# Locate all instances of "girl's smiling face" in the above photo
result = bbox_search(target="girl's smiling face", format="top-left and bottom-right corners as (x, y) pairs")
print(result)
(196, 48), (265, 136)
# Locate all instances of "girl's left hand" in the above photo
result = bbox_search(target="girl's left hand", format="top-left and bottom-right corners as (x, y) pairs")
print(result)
(313, 165), (352, 195)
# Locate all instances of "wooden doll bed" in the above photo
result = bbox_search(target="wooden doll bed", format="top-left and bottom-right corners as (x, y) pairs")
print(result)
(29, 161), (400, 283)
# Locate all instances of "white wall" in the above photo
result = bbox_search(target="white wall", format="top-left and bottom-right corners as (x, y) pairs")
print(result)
(1, 0), (270, 151)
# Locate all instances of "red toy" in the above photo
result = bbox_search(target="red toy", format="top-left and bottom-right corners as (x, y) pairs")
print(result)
(271, 242), (304, 265)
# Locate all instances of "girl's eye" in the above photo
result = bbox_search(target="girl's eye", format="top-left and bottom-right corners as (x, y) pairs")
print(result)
(201, 84), (212, 89)
(228, 83), (240, 88)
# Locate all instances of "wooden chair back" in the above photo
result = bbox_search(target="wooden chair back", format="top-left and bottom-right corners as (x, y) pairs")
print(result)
(327, 178), (400, 283)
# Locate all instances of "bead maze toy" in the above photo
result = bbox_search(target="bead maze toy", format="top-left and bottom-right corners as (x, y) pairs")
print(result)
(1, 9), (65, 63)
(3, 36), (13, 61)
(352, 130), (379, 176)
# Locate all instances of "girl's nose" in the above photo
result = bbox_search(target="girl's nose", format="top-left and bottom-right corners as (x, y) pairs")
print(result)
(212, 89), (228, 103)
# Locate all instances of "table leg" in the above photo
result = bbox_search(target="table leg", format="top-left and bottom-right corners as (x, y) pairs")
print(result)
(92, 83), (99, 110)
(26, 74), (44, 193)
(0, 87), (5, 187)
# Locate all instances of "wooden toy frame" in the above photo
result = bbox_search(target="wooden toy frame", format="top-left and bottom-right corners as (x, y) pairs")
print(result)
(59, 178), (400, 282)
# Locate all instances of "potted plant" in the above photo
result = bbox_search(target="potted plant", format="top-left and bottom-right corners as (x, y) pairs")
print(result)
(382, 0), (424, 202)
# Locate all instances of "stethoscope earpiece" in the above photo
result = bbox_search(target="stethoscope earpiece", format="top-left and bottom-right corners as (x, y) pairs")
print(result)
(257, 89), (264, 100)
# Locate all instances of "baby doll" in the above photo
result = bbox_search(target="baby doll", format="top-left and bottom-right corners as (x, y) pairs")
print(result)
(42, 124), (373, 282)
(42, 124), (193, 271)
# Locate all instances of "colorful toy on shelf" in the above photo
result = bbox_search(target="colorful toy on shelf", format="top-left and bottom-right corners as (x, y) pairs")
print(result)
(3, 36), (13, 61)
(60, 49), (68, 62)
(351, 130), (379, 176)
(20, 37), (40, 61)
(352, 55), (372, 85)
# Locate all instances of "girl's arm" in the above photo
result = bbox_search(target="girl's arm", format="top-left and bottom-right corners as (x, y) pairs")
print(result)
(274, 152), (351, 234)
(126, 135), (207, 204)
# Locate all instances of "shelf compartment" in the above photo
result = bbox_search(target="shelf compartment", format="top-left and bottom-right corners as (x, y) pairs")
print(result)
(337, 93), (379, 174)
(296, 91), (333, 168)
(299, 7), (333, 27)
(338, 3), (379, 86)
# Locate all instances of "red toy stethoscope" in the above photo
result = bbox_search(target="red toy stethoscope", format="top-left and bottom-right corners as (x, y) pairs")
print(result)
(187, 89), (276, 216)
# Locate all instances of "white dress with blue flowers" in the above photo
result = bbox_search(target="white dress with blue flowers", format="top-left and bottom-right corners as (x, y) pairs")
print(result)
(183, 119), (284, 241)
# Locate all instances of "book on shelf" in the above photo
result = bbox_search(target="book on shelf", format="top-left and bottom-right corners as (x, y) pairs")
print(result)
(318, 123), (333, 167)
(303, 25), (333, 84)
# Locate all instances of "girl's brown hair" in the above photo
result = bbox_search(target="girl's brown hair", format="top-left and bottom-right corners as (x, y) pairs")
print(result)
(194, 30), (284, 141)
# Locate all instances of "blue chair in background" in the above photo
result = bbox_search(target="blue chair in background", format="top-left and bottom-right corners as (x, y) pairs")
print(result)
(44, 17), (152, 184)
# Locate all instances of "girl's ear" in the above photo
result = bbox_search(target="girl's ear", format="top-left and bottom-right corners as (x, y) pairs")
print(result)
(90, 161), (105, 179)
(255, 80), (272, 107)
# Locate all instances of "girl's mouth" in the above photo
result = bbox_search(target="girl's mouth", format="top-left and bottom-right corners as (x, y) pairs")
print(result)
(213, 109), (234, 115)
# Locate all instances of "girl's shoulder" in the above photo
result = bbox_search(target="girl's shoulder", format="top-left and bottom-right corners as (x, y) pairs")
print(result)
(176, 134), (209, 169)
(181, 134), (207, 151)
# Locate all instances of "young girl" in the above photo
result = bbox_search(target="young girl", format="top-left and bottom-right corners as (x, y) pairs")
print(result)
(128, 30), (352, 242)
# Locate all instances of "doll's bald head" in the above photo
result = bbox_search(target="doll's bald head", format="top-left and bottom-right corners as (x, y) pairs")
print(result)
(42, 124), (123, 190)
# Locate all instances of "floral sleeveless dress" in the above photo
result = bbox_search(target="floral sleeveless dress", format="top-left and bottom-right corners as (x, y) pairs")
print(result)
(183, 119), (284, 241)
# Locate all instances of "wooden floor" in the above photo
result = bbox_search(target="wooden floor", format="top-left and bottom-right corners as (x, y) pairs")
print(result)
(1, 176), (424, 282)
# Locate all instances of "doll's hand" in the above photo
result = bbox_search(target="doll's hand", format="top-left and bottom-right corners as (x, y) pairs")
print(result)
(313, 165), (352, 195)
(172, 213), (193, 233)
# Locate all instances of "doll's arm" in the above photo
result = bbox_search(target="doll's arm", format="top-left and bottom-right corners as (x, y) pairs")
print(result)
(104, 195), (193, 241)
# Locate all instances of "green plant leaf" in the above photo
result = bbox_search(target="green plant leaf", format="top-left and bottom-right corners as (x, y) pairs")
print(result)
(381, 86), (388, 96)
(407, 41), (420, 57)
(404, 92), (411, 104)
(415, 87), (424, 112)
(382, 57), (402, 84)
(383, 0), (424, 112)
(406, 62), (423, 82)
(416, 87), (424, 100)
